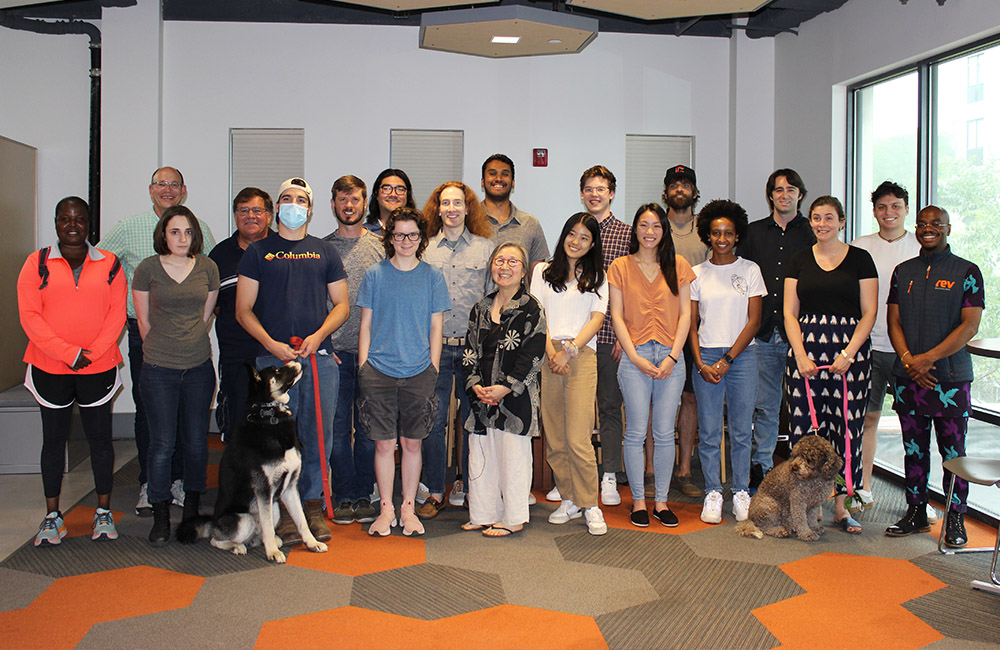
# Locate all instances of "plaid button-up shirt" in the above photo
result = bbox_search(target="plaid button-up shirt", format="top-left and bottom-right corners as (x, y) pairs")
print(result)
(596, 213), (632, 346)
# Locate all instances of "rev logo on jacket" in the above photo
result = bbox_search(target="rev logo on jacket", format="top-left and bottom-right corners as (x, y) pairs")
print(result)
(934, 279), (955, 290)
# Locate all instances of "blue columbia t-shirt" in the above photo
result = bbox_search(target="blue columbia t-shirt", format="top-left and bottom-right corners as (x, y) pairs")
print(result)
(357, 259), (450, 378)
(237, 234), (346, 355)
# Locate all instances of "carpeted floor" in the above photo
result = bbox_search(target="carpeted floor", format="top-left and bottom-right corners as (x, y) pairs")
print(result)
(2, 436), (999, 650)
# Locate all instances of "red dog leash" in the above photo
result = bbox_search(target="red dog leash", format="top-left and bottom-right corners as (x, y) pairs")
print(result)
(290, 336), (334, 521)
(802, 365), (854, 497)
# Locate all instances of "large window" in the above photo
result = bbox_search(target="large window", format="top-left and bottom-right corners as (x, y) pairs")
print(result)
(850, 38), (1000, 518)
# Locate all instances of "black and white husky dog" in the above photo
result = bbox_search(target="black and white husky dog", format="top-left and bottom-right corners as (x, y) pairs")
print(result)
(176, 361), (327, 563)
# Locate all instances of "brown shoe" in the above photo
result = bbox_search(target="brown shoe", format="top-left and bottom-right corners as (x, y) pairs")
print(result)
(674, 474), (702, 498)
(417, 495), (446, 519)
(304, 499), (332, 542)
(275, 507), (301, 546)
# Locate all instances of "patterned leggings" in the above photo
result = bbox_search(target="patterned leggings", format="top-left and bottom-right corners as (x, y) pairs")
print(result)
(898, 413), (968, 512)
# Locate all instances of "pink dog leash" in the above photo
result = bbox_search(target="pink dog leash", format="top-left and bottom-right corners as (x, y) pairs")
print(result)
(802, 365), (853, 497)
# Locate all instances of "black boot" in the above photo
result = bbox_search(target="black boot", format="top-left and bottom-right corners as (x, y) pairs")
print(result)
(149, 501), (171, 547)
(944, 511), (968, 547)
(885, 502), (930, 537)
(182, 491), (201, 522)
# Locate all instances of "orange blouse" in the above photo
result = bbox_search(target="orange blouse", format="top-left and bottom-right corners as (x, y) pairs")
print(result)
(607, 254), (695, 348)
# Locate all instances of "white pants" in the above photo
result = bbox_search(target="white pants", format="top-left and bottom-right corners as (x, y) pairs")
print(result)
(468, 427), (532, 528)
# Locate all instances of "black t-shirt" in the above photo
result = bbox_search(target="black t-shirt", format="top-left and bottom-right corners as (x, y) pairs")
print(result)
(209, 231), (273, 362)
(788, 245), (877, 318)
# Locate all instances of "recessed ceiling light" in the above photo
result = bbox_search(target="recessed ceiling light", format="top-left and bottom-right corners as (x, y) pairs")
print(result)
(491, 35), (521, 43)
(548, 39), (562, 44)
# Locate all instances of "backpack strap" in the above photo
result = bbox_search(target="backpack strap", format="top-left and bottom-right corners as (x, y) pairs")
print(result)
(108, 256), (122, 285)
(37, 247), (51, 290)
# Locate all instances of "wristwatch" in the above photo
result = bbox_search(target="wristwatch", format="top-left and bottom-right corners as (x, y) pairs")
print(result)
(723, 353), (735, 365)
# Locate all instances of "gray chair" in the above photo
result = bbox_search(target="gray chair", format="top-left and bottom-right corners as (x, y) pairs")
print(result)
(937, 456), (1000, 596)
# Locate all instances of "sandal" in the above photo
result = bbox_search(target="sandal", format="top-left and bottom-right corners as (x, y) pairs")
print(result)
(835, 515), (862, 534)
(482, 524), (523, 538)
(461, 521), (491, 531)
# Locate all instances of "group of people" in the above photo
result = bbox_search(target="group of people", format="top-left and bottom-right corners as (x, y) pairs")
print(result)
(19, 155), (983, 550)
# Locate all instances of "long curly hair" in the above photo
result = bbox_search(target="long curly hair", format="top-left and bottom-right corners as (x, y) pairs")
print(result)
(423, 181), (493, 238)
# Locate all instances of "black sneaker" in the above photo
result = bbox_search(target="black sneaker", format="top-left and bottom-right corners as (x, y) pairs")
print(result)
(332, 501), (356, 525)
(944, 511), (968, 548)
(885, 502), (930, 537)
(654, 509), (679, 527)
(354, 498), (377, 524)
(630, 509), (650, 527)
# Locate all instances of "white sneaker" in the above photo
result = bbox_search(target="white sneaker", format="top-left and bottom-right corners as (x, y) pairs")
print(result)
(548, 500), (582, 524)
(926, 503), (939, 524)
(545, 486), (562, 502)
(170, 479), (185, 507)
(701, 490), (723, 524)
(600, 473), (621, 506)
(370, 484), (380, 501)
(135, 482), (152, 517)
(585, 506), (608, 536)
(732, 490), (751, 522)
(416, 482), (430, 504)
(448, 479), (466, 507)
(527, 492), (537, 505)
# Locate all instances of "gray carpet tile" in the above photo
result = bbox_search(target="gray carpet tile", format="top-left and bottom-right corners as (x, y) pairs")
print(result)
(0, 533), (273, 578)
(922, 638), (1000, 650)
(77, 565), (352, 650)
(596, 596), (780, 650)
(911, 548), (998, 587)
(903, 583), (1000, 646)
(0, 567), (53, 612)
(351, 563), (505, 619)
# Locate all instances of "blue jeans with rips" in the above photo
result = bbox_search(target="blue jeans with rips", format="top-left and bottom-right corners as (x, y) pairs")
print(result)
(618, 341), (686, 503)
(693, 346), (757, 494)
(141, 359), (215, 504)
(423, 344), (471, 495)
(256, 352), (338, 502)
(330, 350), (375, 502)
(751, 330), (787, 473)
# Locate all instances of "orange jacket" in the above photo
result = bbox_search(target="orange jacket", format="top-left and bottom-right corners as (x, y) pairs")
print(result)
(17, 246), (126, 375)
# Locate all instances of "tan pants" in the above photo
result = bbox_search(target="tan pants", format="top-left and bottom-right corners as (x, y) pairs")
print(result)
(541, 344), (599, 509)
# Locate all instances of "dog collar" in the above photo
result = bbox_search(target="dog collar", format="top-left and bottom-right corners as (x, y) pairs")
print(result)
(247, 400), (292, 424)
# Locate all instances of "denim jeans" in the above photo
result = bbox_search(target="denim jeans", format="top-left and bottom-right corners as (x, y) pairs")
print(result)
(423, 344), (471, 495)
(331, 350), (375, 502)
(693, 346), (757, 494)
(618, 341), (686, 502)
(751, 330), (788, 473)
(141, 359), (215, 504)
(129, 318), (183, 485)
(216, 359), (251, 442)
(257, 352), (338, 502)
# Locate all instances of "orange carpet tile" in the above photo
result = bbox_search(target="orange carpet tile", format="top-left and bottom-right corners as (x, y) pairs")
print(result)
(754, 552), (947, 650)
(0, 566), (204, 650)
(927, 512), (998, 548)
(61, 506), (126, 539)
(255, 604), (608, 650)
(285, 524), (426, 576)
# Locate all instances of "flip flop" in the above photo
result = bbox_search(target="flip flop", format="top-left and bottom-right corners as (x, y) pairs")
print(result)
(482, 525), (523, 538)
(835, 515), (862, 534)
(461, 522), (491, 531)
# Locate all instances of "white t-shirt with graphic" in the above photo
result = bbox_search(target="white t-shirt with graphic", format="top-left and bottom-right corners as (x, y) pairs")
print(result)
(691, 256), (767, 348)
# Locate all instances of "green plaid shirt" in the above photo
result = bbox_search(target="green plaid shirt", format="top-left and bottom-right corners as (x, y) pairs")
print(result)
(98, 209), (217, 318)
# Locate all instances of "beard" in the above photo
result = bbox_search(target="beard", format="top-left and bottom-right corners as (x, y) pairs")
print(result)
(666, 192), (695, 212)
(336, 210), (364, 226)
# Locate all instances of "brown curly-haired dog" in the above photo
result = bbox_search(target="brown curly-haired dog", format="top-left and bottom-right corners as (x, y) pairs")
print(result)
(736, 435), (843, 541)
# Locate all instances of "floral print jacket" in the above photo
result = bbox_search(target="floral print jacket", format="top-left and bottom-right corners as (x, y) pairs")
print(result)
(462, 286), (546, 437)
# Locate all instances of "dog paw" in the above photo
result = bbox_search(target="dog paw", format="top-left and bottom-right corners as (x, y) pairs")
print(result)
(797, 531), (821, 542)
(771, 527), (790, 538)
(231, 544), (247, 555)
(267, 549), (287, 564)
(274, 536), (283, 548)
(305, 541), (328, 553)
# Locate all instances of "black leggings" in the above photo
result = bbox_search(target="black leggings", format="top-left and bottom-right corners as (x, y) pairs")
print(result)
(34, 368), (116, 499)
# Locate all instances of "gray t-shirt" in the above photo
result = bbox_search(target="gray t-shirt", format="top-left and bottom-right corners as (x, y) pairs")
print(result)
(323, 229), (385, 353)
(133, 255), (220, 369)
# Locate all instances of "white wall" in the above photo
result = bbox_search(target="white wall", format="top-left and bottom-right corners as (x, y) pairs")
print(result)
(774, 0), (1000, 208)
(156, 23), (732, 247)
(0, 27), (92, 245)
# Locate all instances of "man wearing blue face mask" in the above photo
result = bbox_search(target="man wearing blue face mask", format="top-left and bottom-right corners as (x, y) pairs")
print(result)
(236, 177), (350, 544)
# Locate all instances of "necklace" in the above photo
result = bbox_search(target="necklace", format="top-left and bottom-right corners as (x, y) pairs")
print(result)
(670, 219), (696, 237)
(878, 230), (908, 243)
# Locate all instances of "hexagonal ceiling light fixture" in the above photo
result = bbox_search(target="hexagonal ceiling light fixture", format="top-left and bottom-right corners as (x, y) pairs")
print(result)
(566, 0), (771, 21)
(420, 5), (598, 58)
(333, 0), (497, 10)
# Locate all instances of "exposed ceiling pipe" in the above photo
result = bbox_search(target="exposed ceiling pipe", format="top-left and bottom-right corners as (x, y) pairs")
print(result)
(0, 14), (102, 244)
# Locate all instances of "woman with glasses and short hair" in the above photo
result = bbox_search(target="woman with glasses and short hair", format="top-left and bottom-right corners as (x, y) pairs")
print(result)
(357, 207), (450, 537)
(365, 169), (416, 235)
(461, 242), (546, 537)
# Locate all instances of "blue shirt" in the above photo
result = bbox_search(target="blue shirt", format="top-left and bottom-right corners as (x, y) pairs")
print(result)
(357, 260), (450, 378)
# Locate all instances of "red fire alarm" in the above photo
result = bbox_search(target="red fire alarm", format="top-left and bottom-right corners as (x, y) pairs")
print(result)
(533, 148), (548, 167)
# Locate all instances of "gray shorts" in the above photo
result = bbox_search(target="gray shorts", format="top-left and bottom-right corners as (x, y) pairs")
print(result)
(358, 362), (438, 441)
(867, 349), (897, 412)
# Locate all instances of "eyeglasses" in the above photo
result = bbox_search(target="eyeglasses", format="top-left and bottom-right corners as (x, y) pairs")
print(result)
(582, 186), (611, 196)
(493, 257), (524, 268)
(152, 181), (182, 190)
(391, 232), (421, 242)
(380, 184), (408, 195)
(235, 207), (269, 217)
(916, 220), (947, 229)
